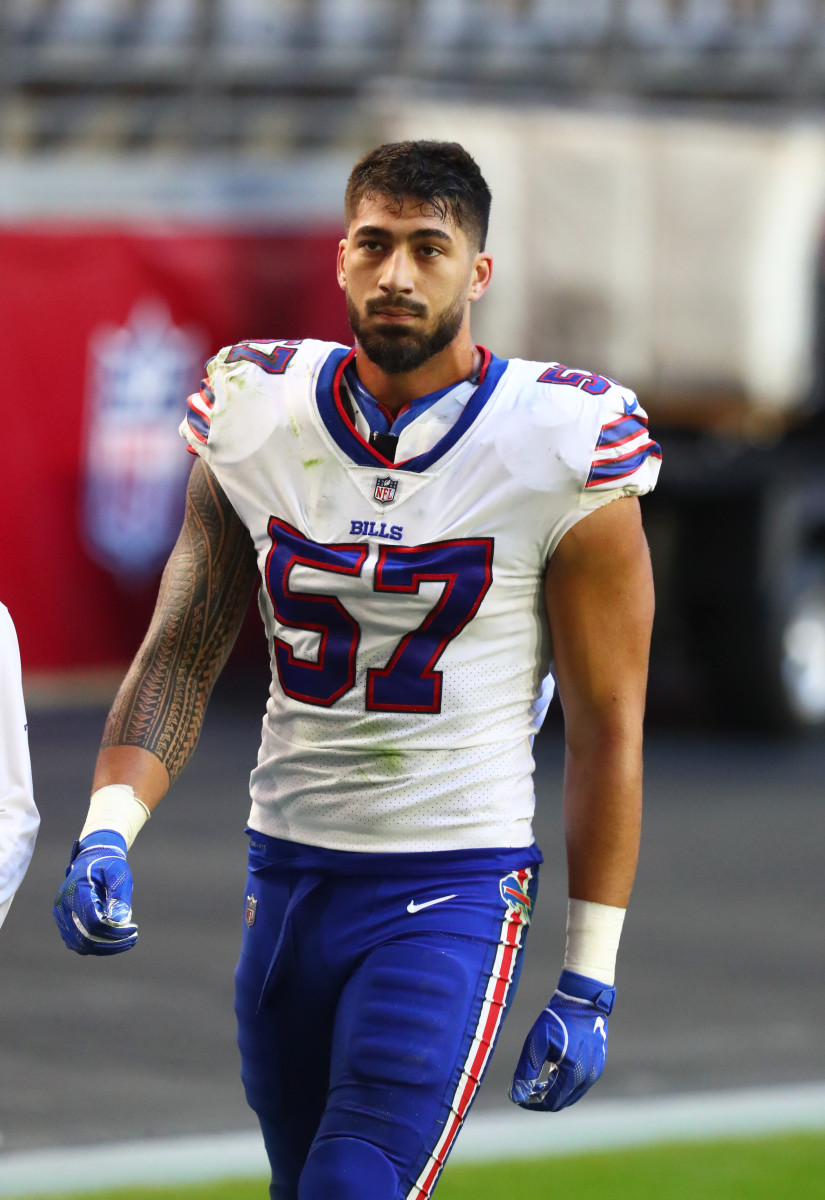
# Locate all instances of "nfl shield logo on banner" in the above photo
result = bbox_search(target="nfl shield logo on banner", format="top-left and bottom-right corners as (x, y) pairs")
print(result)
(245, 894), (258, 928)
(82, 298), (204, 580)
(374, 476), (398, 504)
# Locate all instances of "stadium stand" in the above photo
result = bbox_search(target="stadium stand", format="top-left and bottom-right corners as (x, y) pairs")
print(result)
(2, 0), (825, 153)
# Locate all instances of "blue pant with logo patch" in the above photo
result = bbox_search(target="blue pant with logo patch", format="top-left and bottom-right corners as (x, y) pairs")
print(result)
(234, 833), (540, 1200)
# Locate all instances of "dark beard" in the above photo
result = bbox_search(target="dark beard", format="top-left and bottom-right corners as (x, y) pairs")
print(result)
(346, 290), (466, 376)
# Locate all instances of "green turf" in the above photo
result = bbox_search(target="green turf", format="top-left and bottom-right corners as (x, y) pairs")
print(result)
(26, 1131), (825, 1200)
(438, 1132), (825, 1199)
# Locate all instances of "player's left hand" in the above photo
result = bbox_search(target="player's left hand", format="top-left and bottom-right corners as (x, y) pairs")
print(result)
(53, 831), (138, 956)
(509, 970), (616, 1112)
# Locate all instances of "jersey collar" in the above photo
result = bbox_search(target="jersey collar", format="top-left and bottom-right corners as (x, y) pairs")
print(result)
(315, 346), (507, 472)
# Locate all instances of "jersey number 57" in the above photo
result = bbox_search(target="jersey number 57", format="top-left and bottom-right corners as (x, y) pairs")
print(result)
(264, 518), (493, 713)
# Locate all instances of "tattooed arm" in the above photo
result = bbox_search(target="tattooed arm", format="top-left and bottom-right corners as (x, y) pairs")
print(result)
(91, 459), (259, 811)
(52, 460), (257, 955)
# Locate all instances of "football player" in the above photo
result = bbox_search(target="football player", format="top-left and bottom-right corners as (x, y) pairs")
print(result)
(1, 603), (39, 931)
(55, 141), (658, 1199)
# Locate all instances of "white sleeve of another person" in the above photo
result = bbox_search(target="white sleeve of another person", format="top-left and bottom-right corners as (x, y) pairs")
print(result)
(0, 604), (39, 931)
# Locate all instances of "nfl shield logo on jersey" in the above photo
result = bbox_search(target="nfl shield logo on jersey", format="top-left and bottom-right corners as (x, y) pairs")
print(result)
(374, 476), (398, 504)
(245, 894), (258, 928)
(499, 871), (532, 925)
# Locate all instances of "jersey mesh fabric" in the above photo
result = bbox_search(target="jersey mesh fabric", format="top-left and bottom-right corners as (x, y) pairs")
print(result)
(0, 604), (39, 917)
(180, 340), (660, 855)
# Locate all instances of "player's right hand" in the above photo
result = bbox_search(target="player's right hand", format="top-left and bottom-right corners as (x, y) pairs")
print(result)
(53, 831), (138, 955)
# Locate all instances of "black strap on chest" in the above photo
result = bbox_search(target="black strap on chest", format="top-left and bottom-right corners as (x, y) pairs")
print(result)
(338, 383), (356, 423)
(369, 431), (398, 462)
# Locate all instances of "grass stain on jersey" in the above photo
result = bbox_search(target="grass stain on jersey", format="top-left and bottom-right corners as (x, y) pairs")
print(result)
(371, 745), (405, 776)
(289, 414), (301, 438)
(224, 368), (248, 399)
(354, 744), (405, 781)
(348, 717), (406, 778)
(302, 457), (323, 469)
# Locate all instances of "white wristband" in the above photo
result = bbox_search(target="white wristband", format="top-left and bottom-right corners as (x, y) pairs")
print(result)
(563, 898), (626, 986)
(79, 785), (151, 851)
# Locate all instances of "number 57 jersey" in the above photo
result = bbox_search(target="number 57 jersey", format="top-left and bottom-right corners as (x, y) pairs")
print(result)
(181, 339), (660, 855)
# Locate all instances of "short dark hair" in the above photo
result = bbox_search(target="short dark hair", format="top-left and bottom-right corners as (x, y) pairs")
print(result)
(344, 140), (492, 251)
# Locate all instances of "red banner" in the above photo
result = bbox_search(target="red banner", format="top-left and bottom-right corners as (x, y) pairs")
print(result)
(0, 225), (350, 672)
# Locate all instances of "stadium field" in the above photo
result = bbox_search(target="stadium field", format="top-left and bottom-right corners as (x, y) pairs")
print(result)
(22, 1131), (825, 1200)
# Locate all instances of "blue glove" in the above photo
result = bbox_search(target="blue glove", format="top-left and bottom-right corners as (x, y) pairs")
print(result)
(509, 970), (616, 1111)
(53, 831), (138, 956)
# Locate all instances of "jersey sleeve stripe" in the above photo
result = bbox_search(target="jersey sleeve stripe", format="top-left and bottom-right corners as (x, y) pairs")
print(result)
(187, 391), (212, 420)
(585, 440), (662, 487)
(595, 414), (649, 450)
(186, 391), (212, 445)
(199, 380), (215, 410)
(599, 411), (648, 431)
(186, 409), (210, 444)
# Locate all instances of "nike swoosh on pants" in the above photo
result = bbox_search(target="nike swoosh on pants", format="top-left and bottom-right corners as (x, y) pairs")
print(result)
(406, 894), (458, 914)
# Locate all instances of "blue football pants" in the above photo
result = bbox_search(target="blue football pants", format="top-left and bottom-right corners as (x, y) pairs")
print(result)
(234, 861), (537, 1200)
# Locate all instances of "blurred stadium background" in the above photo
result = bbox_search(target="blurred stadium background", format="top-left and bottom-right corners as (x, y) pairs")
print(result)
(2, 0), (825, 1194)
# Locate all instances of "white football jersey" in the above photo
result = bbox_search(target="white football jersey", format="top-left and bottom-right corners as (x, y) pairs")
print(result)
(181, 340), (660, 853)
(0, 603), (39, 930)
